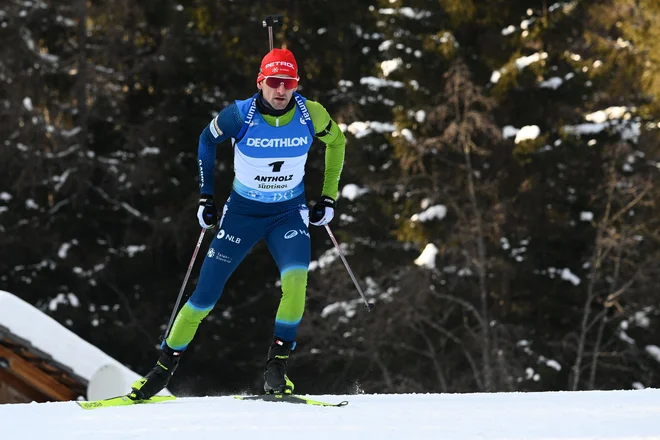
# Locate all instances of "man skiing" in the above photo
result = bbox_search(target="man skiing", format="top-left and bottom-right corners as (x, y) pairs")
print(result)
(129, 48), (346, 399)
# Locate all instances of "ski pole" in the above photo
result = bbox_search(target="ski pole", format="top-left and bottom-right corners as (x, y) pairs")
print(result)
(262, 14), (284, 51)
(163, 228), (207, 340)
(324, 224), (375, 312)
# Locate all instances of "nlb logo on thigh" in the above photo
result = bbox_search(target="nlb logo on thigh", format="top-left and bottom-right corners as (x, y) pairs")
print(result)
(217, 229), (242, 244)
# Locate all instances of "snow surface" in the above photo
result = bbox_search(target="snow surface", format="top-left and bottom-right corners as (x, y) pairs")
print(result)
(415, 243), (438, 269)
(411, 204), (447, 222)
(2, 389), (660, 439)
(340, 183), (369, 201)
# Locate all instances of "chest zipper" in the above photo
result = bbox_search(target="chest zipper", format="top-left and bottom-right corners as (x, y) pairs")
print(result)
(276, 117), (280, 127)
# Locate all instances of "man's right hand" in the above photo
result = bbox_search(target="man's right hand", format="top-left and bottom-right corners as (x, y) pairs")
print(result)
(197, 194), (218, 229)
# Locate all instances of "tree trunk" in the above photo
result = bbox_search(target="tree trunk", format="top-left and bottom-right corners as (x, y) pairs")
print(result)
(462, 136), (493, 391)
(77, 0), (88, 146)
(571, 162), (616, 390)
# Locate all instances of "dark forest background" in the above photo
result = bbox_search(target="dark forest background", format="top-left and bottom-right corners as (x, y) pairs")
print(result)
(1, 0), (660, 396)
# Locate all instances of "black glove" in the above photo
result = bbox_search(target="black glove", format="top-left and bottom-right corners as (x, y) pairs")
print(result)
(309, 196), (335, 226)
(197, 194), (218, 229)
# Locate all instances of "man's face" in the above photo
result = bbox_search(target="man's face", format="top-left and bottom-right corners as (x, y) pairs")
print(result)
(258, 75), (298, 110)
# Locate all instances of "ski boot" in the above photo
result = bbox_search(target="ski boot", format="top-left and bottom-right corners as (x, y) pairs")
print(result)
(264, 338), (295, 395)
(129, 343), (181, 400)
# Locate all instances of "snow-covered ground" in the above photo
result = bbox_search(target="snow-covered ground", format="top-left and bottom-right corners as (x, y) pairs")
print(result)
(2, 389), (660, 439)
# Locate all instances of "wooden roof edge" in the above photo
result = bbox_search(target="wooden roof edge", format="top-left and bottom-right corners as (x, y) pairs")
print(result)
(0, 324), (89, 387)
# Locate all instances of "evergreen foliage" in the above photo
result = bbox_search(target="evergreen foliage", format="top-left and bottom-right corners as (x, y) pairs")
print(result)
(1, 0), (658, 395)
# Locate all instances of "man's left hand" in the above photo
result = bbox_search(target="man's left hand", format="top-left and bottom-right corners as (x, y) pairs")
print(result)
(309, 196), (335, 226)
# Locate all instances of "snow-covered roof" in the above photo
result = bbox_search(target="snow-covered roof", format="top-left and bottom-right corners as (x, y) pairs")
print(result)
(0, 290), (162, 399)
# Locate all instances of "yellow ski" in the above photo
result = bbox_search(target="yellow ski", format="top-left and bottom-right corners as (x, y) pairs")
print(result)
(77, 395), (176, 410)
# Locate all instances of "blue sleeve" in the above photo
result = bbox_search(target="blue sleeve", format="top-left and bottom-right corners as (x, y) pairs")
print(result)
(198, 103), (243, 196)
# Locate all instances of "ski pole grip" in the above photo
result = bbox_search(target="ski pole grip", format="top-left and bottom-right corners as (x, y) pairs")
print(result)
(262, 14), (284, 27)
(262, 14), (284, 51)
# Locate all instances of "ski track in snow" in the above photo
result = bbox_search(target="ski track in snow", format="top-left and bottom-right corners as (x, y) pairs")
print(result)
(2, 390), (660, 439)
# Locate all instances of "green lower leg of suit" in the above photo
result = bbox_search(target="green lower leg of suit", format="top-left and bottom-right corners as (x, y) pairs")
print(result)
(274, 268), (307, 336)
(166, 302), (213, 350)
(130, 303), (212, 399)
(264, 267), (307, 394)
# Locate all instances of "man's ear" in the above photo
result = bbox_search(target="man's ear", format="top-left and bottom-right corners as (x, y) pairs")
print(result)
(257, 81), (263, 90)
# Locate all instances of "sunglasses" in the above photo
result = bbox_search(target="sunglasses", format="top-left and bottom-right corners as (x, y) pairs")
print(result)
(263, 76), (299, 90)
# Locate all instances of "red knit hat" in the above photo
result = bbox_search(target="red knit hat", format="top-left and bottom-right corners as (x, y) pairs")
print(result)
(256, 48), (299, 84)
